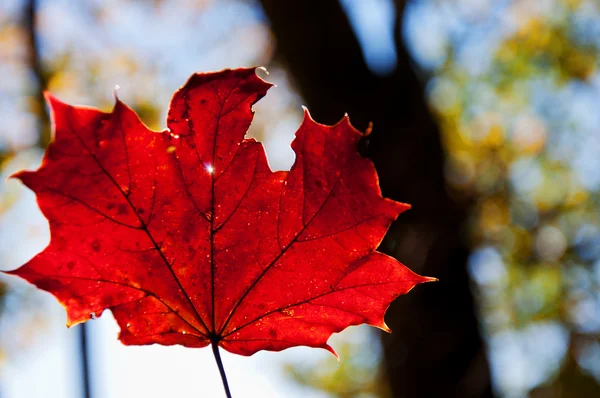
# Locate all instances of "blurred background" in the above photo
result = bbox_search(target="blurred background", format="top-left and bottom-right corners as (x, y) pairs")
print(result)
(0, 0), (599, 397)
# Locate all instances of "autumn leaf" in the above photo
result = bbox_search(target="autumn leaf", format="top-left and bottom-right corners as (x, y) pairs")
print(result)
(5, 68), (434, 359)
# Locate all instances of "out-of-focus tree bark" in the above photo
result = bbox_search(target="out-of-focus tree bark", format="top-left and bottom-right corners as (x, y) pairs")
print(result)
(259, 1), (493, 397)
(23, 2), (91, 398)
(24, 0), (51, 148)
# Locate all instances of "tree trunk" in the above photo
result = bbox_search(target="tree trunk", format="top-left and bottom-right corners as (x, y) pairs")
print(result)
(24, 2), (91, 398)
(259, 1), (493, 397)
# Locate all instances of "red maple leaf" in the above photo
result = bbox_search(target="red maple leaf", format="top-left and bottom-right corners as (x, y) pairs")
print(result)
(6, 68), (434, 360)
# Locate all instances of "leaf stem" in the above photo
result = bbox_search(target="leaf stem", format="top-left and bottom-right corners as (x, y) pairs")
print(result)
(211, 339), (232, 398)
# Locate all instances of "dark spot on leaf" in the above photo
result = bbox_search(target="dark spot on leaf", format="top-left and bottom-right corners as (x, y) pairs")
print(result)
(91, 240), (101, 252)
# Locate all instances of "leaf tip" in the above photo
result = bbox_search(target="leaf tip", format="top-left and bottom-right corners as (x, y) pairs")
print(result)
(42, 90), (52, 102)
(340, 112), (351, 126)
(371, 319), (392, 334)
(8, 170), (23, 181)
(300, 105), (315, 127)
(398, 201), (411, 212)
(113, 84), (121, 101)
(8, 170), (33, 184)
(43, 91), (65, 109)
(0, 268), (16, 277)
(379, 321), (392, 334)
(65, 316), (82, 328)
(324, 344), (340, 362)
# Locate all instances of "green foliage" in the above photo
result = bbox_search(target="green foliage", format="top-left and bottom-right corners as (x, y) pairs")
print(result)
(428, 0), (600, 395)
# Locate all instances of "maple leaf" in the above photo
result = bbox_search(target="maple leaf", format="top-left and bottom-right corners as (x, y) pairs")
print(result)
(6, 68), (434, 359)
